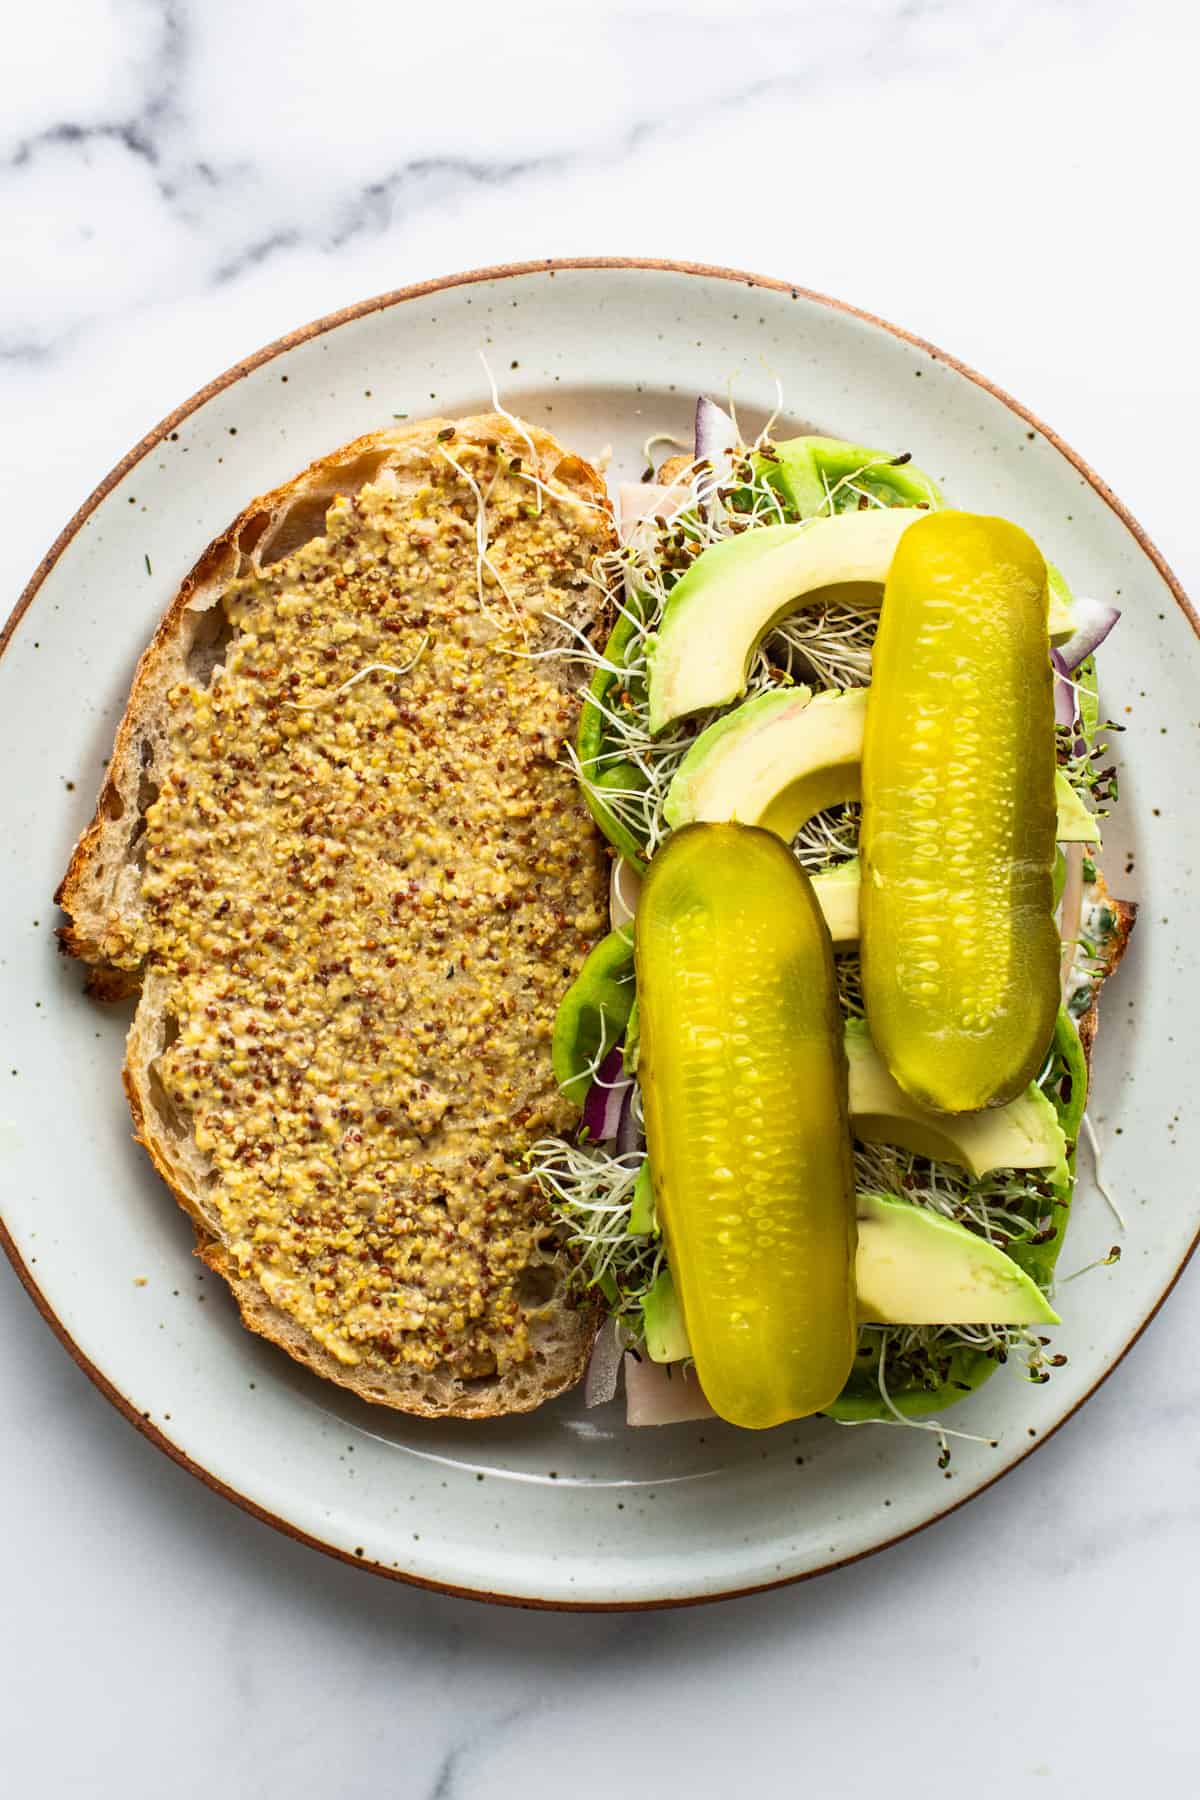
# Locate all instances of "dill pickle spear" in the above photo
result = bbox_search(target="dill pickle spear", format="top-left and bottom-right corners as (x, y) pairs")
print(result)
(636, 823), (856, 1428)
(860, 512), (1059, 1113)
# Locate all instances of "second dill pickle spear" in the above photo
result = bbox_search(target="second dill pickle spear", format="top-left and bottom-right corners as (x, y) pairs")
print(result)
(636, 823), (856, 1429)
(861, 512), (1059, 1113)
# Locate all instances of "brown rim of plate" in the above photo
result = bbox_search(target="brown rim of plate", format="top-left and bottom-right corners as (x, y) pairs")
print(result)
(2, 256), (1196, 1612)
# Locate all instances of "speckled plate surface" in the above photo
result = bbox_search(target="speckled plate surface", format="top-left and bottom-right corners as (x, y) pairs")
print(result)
(2, 260), (1197, 1609)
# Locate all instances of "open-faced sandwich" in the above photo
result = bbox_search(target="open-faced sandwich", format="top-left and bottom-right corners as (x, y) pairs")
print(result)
(57, 398), (1133, 1441)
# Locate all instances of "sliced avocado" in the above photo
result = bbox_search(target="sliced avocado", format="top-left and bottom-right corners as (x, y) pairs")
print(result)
(809, 857), (861, 946)
(1047, 562), (1077, 642)
(845, 1021), (1067, 1184)
(1053, 845), (1067, 909)
(628, 1159), (656, 1236)
(647, 508), (922, 732)
(645, 1190), (1059, 1348)
(813, 825), (1081, 949)
(642, 1267), (690, 1362)
(855, 1193), (1060, 1325)
(665, 687), (1084, 870)
(1055, 769), (1101, 844)
(665, 687), (866, 840)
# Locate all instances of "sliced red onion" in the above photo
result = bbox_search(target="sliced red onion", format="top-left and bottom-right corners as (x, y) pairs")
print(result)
(1052, 647), (1078, 729)
(614, 1085), (644, 1158)
(585, 1316), (625, 1408)
(694, 397), (740, 521)
(609, 856), (641, 930)
(625, 1353), (714, 1426)
(580, 1047), (631, 1142)
(694, 395), (739, 465)
(1056, 597), (1121, 672)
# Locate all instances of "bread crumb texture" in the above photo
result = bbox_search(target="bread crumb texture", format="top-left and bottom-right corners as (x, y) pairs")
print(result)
(131, 444), (609, 1381)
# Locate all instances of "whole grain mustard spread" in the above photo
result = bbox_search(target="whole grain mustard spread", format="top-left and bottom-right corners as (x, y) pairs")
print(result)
(138, 442), (610, 1377)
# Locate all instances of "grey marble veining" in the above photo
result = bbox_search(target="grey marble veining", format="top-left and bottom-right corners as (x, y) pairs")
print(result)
(3, 1), (1199, 1795)
(0, 0), (1129, 359)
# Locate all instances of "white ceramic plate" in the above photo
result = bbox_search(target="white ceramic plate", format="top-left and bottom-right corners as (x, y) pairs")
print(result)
(3, 260), (1197, 1609)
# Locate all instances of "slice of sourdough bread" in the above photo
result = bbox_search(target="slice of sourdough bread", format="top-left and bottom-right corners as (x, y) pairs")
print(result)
(58, 415), (615, 1417)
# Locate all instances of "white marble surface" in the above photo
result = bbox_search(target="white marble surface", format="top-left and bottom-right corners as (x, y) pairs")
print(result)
(3, 1), (1200, 1792)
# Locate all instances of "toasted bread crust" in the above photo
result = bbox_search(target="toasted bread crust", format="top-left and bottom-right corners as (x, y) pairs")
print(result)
(1076, 879), (1137, 1069)
(60, 416), (614, 1418)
